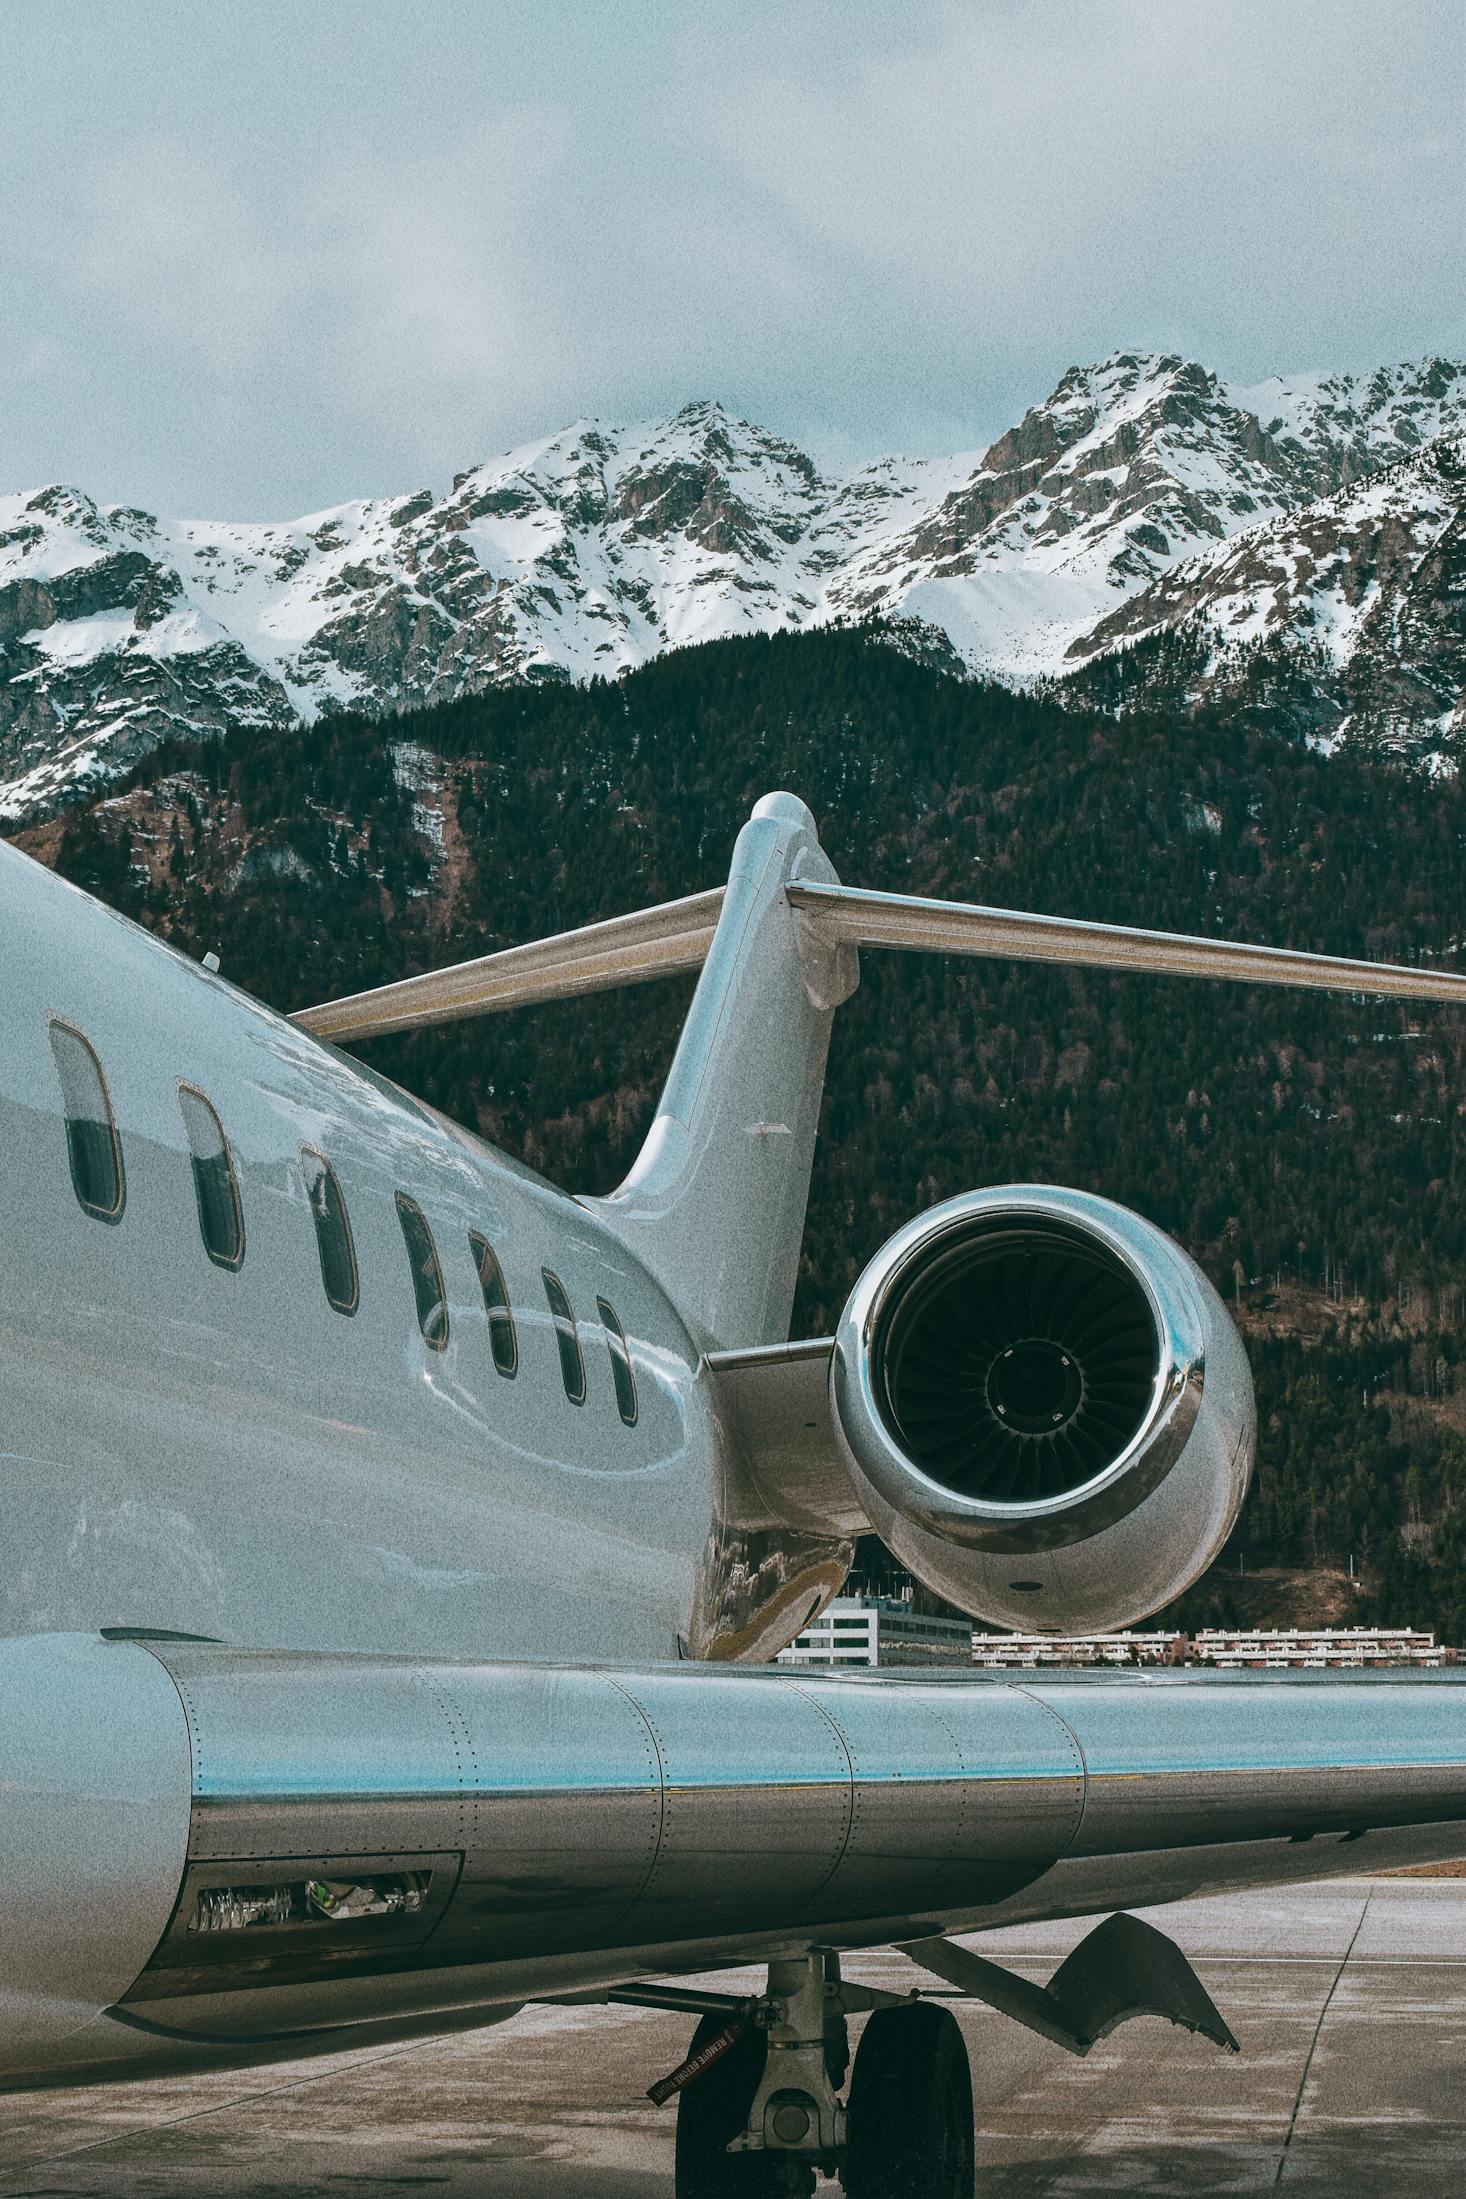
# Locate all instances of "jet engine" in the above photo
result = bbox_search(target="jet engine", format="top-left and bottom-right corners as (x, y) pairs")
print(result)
(830, 1186), (1255, 1633)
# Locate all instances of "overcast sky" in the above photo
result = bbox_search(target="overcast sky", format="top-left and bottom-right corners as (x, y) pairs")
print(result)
(3, 1), (1462, 517)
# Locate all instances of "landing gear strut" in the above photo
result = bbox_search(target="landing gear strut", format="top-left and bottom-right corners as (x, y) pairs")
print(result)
(665, 1949), (974, 2199)
(673, 2010), (792, 2196)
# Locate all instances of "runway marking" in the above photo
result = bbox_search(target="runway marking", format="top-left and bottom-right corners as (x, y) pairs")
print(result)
(1273, 1887), (1372, 2184)
(1197, 1955), (1466, 1968)
(9, 2034), (444, 2175)
(894, 1955), (1466, 1972)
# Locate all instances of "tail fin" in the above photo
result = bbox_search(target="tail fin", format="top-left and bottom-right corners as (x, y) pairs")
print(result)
(295, 787), (1466, 1350)
(588, 794), (856, 1353)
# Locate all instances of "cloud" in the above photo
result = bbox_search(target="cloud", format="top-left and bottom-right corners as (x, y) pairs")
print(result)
(0, 0), (1460, 514)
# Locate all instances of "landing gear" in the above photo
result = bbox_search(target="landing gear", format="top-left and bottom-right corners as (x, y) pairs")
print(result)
(844, 2002), (975, 2199)
(651, 1911), (1234, 2193)
(666, 1954), (972, 2198)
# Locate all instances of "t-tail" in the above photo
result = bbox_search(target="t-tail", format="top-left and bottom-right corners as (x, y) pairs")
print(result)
(295, 790), (1466, 1639)
(296, 786), (1466, 1360)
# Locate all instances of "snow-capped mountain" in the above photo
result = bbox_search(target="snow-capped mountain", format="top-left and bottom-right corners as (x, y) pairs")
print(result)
(3, 353), (1463, 817)
(1065, 435), (1466, 761)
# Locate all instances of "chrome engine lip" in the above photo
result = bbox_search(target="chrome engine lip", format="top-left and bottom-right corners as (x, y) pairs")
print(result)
(831, 1185), (1207, 1552)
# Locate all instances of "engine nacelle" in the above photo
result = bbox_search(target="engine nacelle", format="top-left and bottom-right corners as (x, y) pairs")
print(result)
(831, 1186), (1255, 1634)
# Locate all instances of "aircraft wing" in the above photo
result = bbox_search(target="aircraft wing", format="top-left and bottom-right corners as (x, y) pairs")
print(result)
(9, 1631), (1465, 2082)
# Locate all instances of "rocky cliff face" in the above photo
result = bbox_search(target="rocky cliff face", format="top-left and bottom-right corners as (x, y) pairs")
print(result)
(3, 353), (1464, 817)
(1066, 436), (1466, 763)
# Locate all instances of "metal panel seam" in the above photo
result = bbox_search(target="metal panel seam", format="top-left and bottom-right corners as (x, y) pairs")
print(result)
(1010, 1682), (1090, 1854)
(421, 1677), (475, 1944)
(599, 1674), (671, 1932)
(777, 1677), (859, 1916)
(139, 1645), (205, 1850)
(127, 1645), (205, 1970)
(919, 1692), (972, 1861)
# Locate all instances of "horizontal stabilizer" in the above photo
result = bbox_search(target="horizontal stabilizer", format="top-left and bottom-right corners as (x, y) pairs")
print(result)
(902, 1911), (1239, 2057)
(292, 888), (724, 1041)
(788, 880), (1466, 1007)
(294, 874), (1466, 1040)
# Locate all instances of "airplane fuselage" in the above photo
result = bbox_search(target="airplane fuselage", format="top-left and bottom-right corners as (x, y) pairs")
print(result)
(2, 843), (715, 1663)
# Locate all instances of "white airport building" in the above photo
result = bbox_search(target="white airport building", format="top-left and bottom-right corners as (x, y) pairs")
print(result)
(776, 1592), (975, 1668)
(1192, 1626), (1447, 1668)
(970, 1626), (1448, 1670)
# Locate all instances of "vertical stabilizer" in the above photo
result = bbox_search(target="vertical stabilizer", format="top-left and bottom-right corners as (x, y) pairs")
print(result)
(589, 794), (857, 1352)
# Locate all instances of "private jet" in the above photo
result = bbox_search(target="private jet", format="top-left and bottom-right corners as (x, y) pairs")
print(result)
(5, 790), (1466, 2198)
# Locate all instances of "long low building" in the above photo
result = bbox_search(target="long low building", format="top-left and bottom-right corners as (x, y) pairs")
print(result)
(971, 1631), (1189, 1669)
(780, 1602), (1455, 1672)
(972, 1627), (1451, 1670)
(1194, 1626), (1448, 1668)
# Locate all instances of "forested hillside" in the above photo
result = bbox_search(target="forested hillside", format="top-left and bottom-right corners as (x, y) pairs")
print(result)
(17, 623), (1466, 1638)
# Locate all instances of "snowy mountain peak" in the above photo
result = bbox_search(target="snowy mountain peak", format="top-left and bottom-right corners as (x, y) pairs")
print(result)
(3, 351), (1465, 818)
(1232, 357), (1466, 485)
(1066, 433), (1466, 763)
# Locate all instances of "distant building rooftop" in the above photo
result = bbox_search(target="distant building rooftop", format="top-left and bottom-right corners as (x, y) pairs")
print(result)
(971, 1626), (1451, 1670)
(971, 1631), (1188, 1669)
(1192, 1626), (1447, 1669)
(776, 1591), (973, 1669)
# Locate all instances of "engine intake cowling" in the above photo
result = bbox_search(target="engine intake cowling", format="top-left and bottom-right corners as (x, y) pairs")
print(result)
(831, 1186), (1254, 1633)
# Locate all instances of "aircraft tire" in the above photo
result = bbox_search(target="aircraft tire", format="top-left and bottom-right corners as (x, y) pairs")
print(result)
(673, 2014), (810, 2195)
(842, 2002), (975, 2199)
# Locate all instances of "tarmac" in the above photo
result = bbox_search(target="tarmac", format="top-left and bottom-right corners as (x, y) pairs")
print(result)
(3, 1875), (1465, 2197)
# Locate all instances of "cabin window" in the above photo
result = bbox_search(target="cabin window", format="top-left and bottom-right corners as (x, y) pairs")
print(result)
(48, 1020), (125, 1224)
(470, 1232), (518, 1378)
(542, 1269), (586, 1405)
(300, 1146), (358, 1315)
(396, 1194), (449, 1351)
(597, 1297), (638, 1426)
(178, 1085), (244, 1270)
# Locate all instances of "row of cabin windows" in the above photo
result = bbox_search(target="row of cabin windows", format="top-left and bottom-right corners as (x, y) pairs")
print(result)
(46, 1018), (638, 1425)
